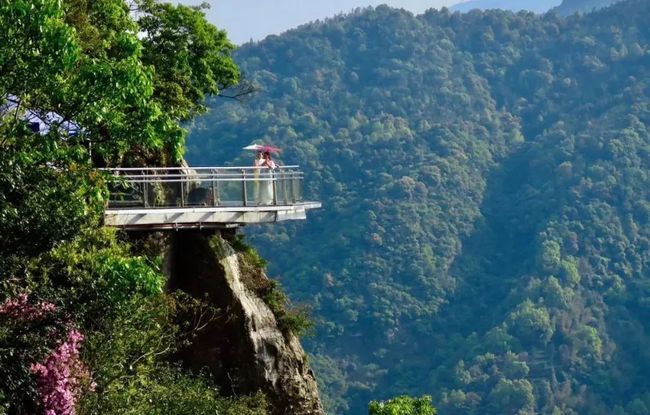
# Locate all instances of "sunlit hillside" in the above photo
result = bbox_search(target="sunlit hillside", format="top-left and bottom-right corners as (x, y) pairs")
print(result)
(188, 1), (650, 413)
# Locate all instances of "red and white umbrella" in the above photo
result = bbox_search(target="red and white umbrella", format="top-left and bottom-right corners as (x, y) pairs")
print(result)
(242, 144), (281, 153)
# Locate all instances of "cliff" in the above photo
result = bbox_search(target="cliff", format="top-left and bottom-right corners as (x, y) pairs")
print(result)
(165, 230), (323, 415)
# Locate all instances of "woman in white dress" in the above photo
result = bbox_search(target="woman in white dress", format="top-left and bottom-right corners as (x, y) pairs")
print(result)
(259, 151), (277, 204)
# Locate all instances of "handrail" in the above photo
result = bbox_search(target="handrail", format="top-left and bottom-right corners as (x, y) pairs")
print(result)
(105, 165), (306, 209)
(101, 165), (300, 171)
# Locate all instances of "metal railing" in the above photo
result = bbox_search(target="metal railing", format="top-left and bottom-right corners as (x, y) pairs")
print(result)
(104, 166), (305, 209)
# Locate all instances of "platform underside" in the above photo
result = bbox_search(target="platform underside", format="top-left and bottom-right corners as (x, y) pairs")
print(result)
(104, 202), (321, 230)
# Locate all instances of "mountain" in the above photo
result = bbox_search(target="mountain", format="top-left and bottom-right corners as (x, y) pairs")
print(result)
(451, 0), (560, 13)
(553, 0), (623, 15)
(450, 0), (623, 16)
(186, 1), (650, 414)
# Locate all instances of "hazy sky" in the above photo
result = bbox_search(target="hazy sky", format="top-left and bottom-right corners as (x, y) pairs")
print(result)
(177, 1), (459, 45)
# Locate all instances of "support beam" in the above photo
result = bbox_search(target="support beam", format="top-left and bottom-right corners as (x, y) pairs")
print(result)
(104, 202), (321, 231)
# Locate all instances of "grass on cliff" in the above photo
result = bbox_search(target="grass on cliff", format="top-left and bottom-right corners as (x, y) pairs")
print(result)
(230, 234), (314, 338)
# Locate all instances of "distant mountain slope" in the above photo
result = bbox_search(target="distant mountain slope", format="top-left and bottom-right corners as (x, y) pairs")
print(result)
(553, 0), (622, 15)
(187, 1), (650, 414)
(450, 0), (560, 13)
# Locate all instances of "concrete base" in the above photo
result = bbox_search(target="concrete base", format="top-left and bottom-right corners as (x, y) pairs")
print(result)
(103, 202), (321, 231)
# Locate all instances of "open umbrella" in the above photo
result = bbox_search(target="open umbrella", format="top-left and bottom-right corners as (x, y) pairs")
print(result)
(242, 143), (281, 153)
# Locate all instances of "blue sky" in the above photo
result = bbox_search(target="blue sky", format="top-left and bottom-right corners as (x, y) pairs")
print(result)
(177, 1), (459, 45)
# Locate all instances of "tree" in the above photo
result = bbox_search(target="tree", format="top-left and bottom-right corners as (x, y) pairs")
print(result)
(507, 300), (554, 346)
(368, 395), (437, 415)
(487, 379), (535, 415)
(0, 0), (250, 413)
(136, 0), (240, 121)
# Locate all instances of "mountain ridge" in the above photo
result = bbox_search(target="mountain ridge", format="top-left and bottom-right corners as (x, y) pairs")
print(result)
(187, 1), (650, 413)
(553, 0), (623, 15)
(450, 0), (560, 13)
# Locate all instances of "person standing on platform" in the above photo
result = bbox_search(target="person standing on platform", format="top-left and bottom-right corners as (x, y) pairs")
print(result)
(262, 151), (277, 170)
(259, 151), (277, 204)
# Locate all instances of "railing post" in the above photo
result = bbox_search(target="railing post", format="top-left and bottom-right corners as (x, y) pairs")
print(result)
(283, 170), (289, 205)
(272, 169), (277, 206)
(291, 170), (297, 204)
(212, 169), (218, 207)
(143, 182), (149, 207)
(142, 169), (149, 208)
(180, 175), (185, 207)
(242, 169), (248, 206)
(282, 171), (290, 205)
(295, 171), (302, 203)
(280, 169), (287, 205)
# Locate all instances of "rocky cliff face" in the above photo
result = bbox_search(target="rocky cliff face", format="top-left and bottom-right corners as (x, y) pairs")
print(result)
(166, 230), (323, 415)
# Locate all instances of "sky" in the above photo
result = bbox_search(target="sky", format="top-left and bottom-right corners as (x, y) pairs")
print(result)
(177, 1), (459, 45)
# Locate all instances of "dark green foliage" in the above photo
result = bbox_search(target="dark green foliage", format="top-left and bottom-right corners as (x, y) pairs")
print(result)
(263, 280), (314, 337)
(79, 294), (268, 415)
(0, 129), (101, 269)
(186, 1), (650, 414)
(29, 228), (165, 321)
(231, 233), (269, 269)
(137, 0), (240, 121)
(234, 234), (314, 337)
(0, 0), (260, 413)
(450, 0), (556, 13)
(553, 0), (622, 15)
(368, 395), (436, 415)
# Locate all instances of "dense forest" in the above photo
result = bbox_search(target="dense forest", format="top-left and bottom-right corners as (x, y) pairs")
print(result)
(554, 0), (623, 15)
(449, 0), (620, 14)
(449, 0), (620, 16)
(186, 0), (650, 414)
(450, 0), (560, 14)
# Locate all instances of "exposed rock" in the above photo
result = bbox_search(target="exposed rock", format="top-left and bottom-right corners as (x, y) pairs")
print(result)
(167, 230), (323, 415)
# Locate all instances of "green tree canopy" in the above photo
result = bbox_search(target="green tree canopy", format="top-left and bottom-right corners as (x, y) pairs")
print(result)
(0, 1), (260, 414)
(368, 395), (437, 415)
(186, 0), (650, 413)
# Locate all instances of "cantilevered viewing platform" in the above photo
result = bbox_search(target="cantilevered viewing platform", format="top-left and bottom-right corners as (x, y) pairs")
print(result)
(103, 166), (321, 230)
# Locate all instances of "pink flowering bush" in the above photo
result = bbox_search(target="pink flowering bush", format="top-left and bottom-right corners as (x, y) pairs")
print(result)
(0, 295), (90, 415)
(0, 293), (55, 321)
(30, 329), (91, 415)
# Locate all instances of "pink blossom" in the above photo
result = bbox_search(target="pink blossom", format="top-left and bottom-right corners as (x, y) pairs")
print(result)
(0, 293), (56, 321)
(31, 329), (91, 415)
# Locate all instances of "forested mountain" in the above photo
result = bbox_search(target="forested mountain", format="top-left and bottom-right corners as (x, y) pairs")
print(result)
(553, 0), (622, 15)
(450, 0), (560, 13)
(186, 0), (650, 414)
